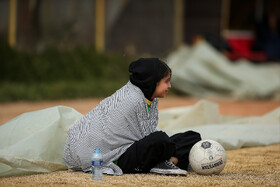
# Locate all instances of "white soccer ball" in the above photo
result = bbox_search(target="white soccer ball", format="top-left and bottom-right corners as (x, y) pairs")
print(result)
(189, 139), (226, 175)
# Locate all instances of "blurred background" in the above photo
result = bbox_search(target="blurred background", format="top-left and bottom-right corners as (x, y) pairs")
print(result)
(0, 0), (280, 102)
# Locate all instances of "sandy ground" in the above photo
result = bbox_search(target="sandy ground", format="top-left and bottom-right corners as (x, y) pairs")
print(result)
(1, 96), (280, 125)
(0, 144), (279, 187)
(0, 96), (279, 186)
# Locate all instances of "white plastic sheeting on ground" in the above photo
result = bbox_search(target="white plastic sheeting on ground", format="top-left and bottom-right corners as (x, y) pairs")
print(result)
(167, 41), (280, 99)
(0, 106), (83, 177)
(158, 100), (280, 150)
(0, 101), (279, 177)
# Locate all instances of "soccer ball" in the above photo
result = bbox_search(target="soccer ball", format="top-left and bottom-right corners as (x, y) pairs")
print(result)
(189, 139), (226, 175)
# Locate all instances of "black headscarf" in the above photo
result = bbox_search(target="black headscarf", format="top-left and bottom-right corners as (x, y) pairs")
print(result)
(129, 58), (171, 101)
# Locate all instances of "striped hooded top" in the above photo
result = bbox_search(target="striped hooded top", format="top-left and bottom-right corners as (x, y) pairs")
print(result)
(63, 58), (165, 175)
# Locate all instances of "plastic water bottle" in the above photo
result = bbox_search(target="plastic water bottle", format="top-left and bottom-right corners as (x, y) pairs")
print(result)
(91, 148), (103, 181)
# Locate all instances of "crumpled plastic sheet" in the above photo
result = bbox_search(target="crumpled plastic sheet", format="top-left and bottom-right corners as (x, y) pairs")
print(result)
(0, 106), (83, 177)
(167, 41), (280, 99)
(158, 100), (280, 150)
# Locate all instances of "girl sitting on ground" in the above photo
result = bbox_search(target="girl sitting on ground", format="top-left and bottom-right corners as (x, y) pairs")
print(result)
(63, 58), (201, 175)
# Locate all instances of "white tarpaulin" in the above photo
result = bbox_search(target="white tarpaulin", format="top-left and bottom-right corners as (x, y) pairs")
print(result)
(0, 106), (83, 177)
(158, 100), (280, 150)
(0, 101), (279, 177)
(167, 41), (280, 99)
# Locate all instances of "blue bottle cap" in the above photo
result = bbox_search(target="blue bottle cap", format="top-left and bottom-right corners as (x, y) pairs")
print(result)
(94, 148), (100, 153)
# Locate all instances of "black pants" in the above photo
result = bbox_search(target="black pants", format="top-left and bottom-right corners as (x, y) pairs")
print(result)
(117, 131), (201, 173)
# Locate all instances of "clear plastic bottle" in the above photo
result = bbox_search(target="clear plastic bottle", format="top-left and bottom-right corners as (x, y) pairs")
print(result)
(91, 148), (103, 181)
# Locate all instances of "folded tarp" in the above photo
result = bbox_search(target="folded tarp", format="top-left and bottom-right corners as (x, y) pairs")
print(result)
(1, 101), (279, 177)
(0, 106), (83, 177)
(158, 100), (280, 150)
(167, 41), (280, 99)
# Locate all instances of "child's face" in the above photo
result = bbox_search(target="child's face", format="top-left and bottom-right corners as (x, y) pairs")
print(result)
(151, 73), (171, 99)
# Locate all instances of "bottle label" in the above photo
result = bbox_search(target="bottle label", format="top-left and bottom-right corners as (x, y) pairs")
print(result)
(92, 160), (103, 166)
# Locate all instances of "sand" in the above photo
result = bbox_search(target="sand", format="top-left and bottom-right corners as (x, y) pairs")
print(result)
(1, 96), (280, 125)
(0, 144), (279, 186)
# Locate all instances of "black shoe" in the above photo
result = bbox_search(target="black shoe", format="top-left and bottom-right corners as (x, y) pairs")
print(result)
(150, 160), (187, 175)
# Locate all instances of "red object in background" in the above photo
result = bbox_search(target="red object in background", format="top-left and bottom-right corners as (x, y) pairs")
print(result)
(224, 31), (267, 62)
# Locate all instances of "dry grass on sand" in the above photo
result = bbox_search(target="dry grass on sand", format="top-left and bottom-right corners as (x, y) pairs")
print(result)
(0, 144), (279, 187)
